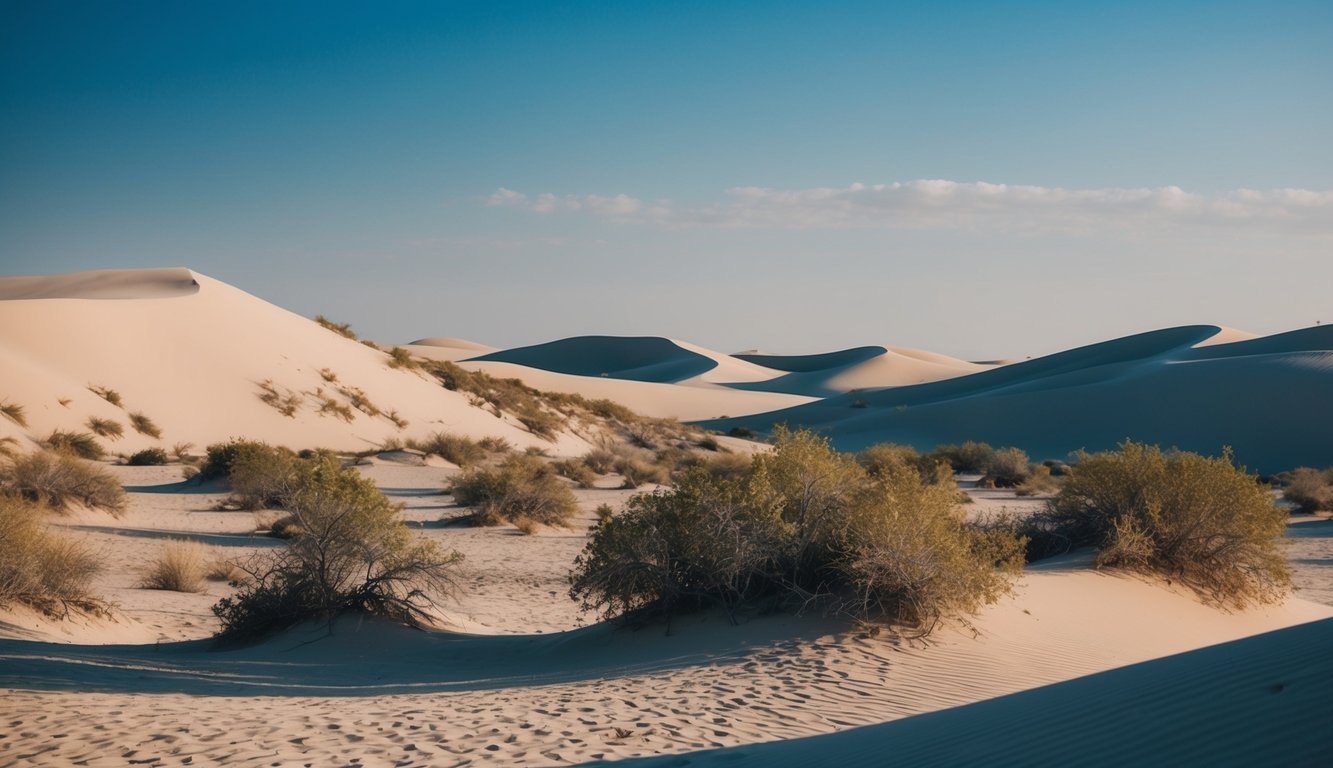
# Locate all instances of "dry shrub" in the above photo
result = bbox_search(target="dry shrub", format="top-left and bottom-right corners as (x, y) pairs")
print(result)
(128, 412), (162, 439)
(314, 315), (357, 339)
(553, 459), (599, 488)
(1031, 442), (1290, 607)
(979, 447), (1032, 488)
(0, 495), (104, 616)
(88, 385), (123, 408)
(1283, 467), (1333, 513)
(257, 380), (302, 418)
(449, 454), (578, 528)
(703, 451), (753, 478)
(213, 457), (460, 642)
(140, 540), (208, 592)
(1014, 464), (1059, 496)
(206, 557), (249, 584)
(415, 432), (486, 467)
(386, 410), (409, 429)
(85, 417), (124, 440)
(126, 447), (169, 466)
(860, 444), (954, 486)
(1, 400), (27, 427)
(478, 436), (512, 454)
(571, 428), (1023, 636)
(43, 430), (105, 460)
(387, 346), (420, 370)
(582, 448), (617, 474)
(1, 450), (125, 514)
(339, 386), (380, 417)
(315, 393), (355, 422)
(927, 441), (996, 474)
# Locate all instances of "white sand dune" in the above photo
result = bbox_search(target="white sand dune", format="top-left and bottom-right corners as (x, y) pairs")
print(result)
(469, 335), (783, 385)
(404, 336), (498, 362)
(0, 268), (584, 455)
(730, 345), (990, 397)
(709, 325), (1333, 473)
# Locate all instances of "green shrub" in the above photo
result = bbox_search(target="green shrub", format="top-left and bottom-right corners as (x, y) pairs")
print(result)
(0, 450), (125, 514)
(449, 454), (579, 528)
(42, 430), (105, 460)
(0, 400), (27, 428)
(859, 444), (953, 486)
(197, 440), (300, 509)
(415, 432), (486, 467)
(140, 540), (208, 593)
(128, 412), (162, 439)
(570, 428), (1023, 635)
(213, 457), (460, 642)
(1031, 442), (1290, 607)
(0, 495), (104, 616)
(1282, 467), (1333, 513)
(126, 447), (169, 466)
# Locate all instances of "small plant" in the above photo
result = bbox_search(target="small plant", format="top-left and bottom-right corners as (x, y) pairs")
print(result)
(387, 346), (420, 370)
(582, 448), (617, 474)
(0, 400), (27, 427)
(449, 454), (579, 528)
(140, 540), (208, 592)
(126, 447), (169, 466)
(1, 450), (126, 514)
(553, 459), (599, 489)
(87, 385), (123, 408)
(0, 495), (104, 616)
(414, 432), (486, 467)
(614, 455), (670, 489)
(0, 437), (18, 458)
(314, 315), (358, 340)
(128, 412), (162, 439)
(314, 392), (355, 422)
(319, 368), (339, 383)
(42, 430), (105, 460)
(386, 410), (409, 429)
(171, 442), (196, 461)
(198, 440), (299, 510)
(1014, 464), (1059, 496)
(726, 426), (756, 439)
(86, 417), (124, 440)
(479, 436), (512, 454)
(257, 380), (302, 418)
(595, 503), (615, 522)
(695, 435), (721, 452)
(338, 386), (381, 417)
(206, 557), (249, 585)
(361, 339), (382, 351)
(980, 447), (1033, 488)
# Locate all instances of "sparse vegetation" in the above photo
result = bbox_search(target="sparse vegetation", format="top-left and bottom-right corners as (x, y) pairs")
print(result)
(213, 456), (461, 643)
(413, 432), (486, 467)
(1, 400), (27, 428)
(0, 495), (104, 616)
(338, 386), (380, 417)
(257, 380), (303, 418)
(140, 540), (208, 593)
(171, 442), (196, 462)
(319, 368), (339, 383)
(386, 409), (409, 429)
(387, 346), (420, 370)
(128, 411), (163, 439)
(85, 416), (124, 440)
(314, 391), (355, 422)
(553, 459), (600, 489)
(314, 315), (357, 340)
(1, 450), (125, 514)
(479, 436), (512, 454)
(42, 430), (105, 460)
(1014, 464), (1059, 496)
(570, 428), (1024, 636)
(1282, 467), (1333, 513)
(449, 454), (579, 529)
(88, 385), (123, 408)
(979, 447), (1033, 488)
(126, 447), (169, 466)
(1024, 442), (1290, 607)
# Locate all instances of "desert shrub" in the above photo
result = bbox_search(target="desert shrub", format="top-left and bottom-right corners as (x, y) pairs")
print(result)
(126, 447), (169, 466)
(171, 442), (195, 461)
(222, 442), (300, 510)
(88, 385), (123, 408)
(479, 436), (512, 454)
(314, 315), (357, 339)
(1, 450), (125, 514)
(595, 503), (615, 522)
(860, 444), (953, 486)
(703, 451), (753, 478)
(980, 447), (1032, 488)
(339, 386), (380, 417)
(206, 557), (248, 584)
(449, 454), (578, 528)
(570, 428), (1023, 635)
(312, 392), (354, 422)
(387, 346), (420, 370)
(0, 437), (18, 458)
(386, 409), (409, 429)
(928, 441), (998, 474)
(85, 417), (124, 440)
(140, 540), (208, 593)
(128, 412), (162, 439)
(1282, 467), (1333, 513)
(582, 448), (617, 474)
(257, 380), (302, 417)
(416, 432), (486, 467)
(553, 459), (599, 489)
(615, 455), (671, 489)
(43, 431), (105, 461)
(695, 435), (721, 452)
(0, 400), (27, 427)
(727, 427), (756, 439)
(517, 408), (563, 439)
(1029, 442), (1289, 607)
(319, 368), (339, 383)
(43, 430), (105, 460)
(0, 495), (104, 616)
(1014, 464), (1059, 496)
(213, 457), (461, 642)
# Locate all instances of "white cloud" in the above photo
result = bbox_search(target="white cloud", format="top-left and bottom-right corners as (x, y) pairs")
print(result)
(484, 181), (1333, 233)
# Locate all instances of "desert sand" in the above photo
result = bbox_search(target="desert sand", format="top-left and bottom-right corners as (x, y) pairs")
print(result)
(3, 268), (1333, 766)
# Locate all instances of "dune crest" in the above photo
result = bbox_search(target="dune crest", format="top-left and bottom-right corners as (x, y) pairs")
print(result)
(0, 267), (201, 300)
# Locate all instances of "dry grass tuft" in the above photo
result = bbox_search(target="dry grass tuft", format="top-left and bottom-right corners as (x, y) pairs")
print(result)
(0, 495), (104, 616)
(128, 411), (163, 439)
(140, 540), (208, 593)
(1, 450), (126, 514)
(257, 380), (302, 418)
(86, 416), (124, 440)
(88, 385), (123, 408)
(1, 400), (28, 428)
(43, 430), (105, 460)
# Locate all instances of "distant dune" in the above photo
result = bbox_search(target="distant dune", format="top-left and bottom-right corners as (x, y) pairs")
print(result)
(469, 335), (780, 384)
(731, 345), (990, 397)
(707, 325), (1333, 473)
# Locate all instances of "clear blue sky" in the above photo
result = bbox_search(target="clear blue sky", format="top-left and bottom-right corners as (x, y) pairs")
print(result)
(2, 1), (1330, 358)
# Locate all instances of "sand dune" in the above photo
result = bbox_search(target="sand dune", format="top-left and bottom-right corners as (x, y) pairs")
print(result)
(404, 336), (499, 362)
(730, 345), (989, 397)
(709, 325), (1333, 473)
(0, 269), (582, 455)
(470, 335), (783, 385)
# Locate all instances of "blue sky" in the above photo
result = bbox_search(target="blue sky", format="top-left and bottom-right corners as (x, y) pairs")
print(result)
(2, 1), (1330, 358)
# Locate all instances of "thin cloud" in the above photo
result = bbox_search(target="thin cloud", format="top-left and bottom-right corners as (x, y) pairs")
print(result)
(485, 181), (1333, 233)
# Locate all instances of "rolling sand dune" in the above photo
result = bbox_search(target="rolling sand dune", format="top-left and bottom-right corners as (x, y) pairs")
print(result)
(404, 336), (499, 362)
(730, 345), (989, 397)
(709, 325), (1333, 473)
(470, 336), (782, 385)
(0, 269), (582, 455)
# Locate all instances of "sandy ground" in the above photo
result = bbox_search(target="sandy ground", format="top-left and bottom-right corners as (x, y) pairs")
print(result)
(3, 463), (1331, 767)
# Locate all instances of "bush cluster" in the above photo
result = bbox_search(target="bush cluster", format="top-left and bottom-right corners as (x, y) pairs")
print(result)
(411, 432), (487, 467)
(213, 456), (460, 642)
(570, 429), (1024, 636)
(43, 430), (105, 460)
(0, 494), (103, 616)
(1282, 467), (1333, 513)
(126, 447), (169, 466)
(1, 450), (125, 514)
(449, 454), (579, 530)
(196, 440), (300, 510)
(1021, 442), (1290, 607)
